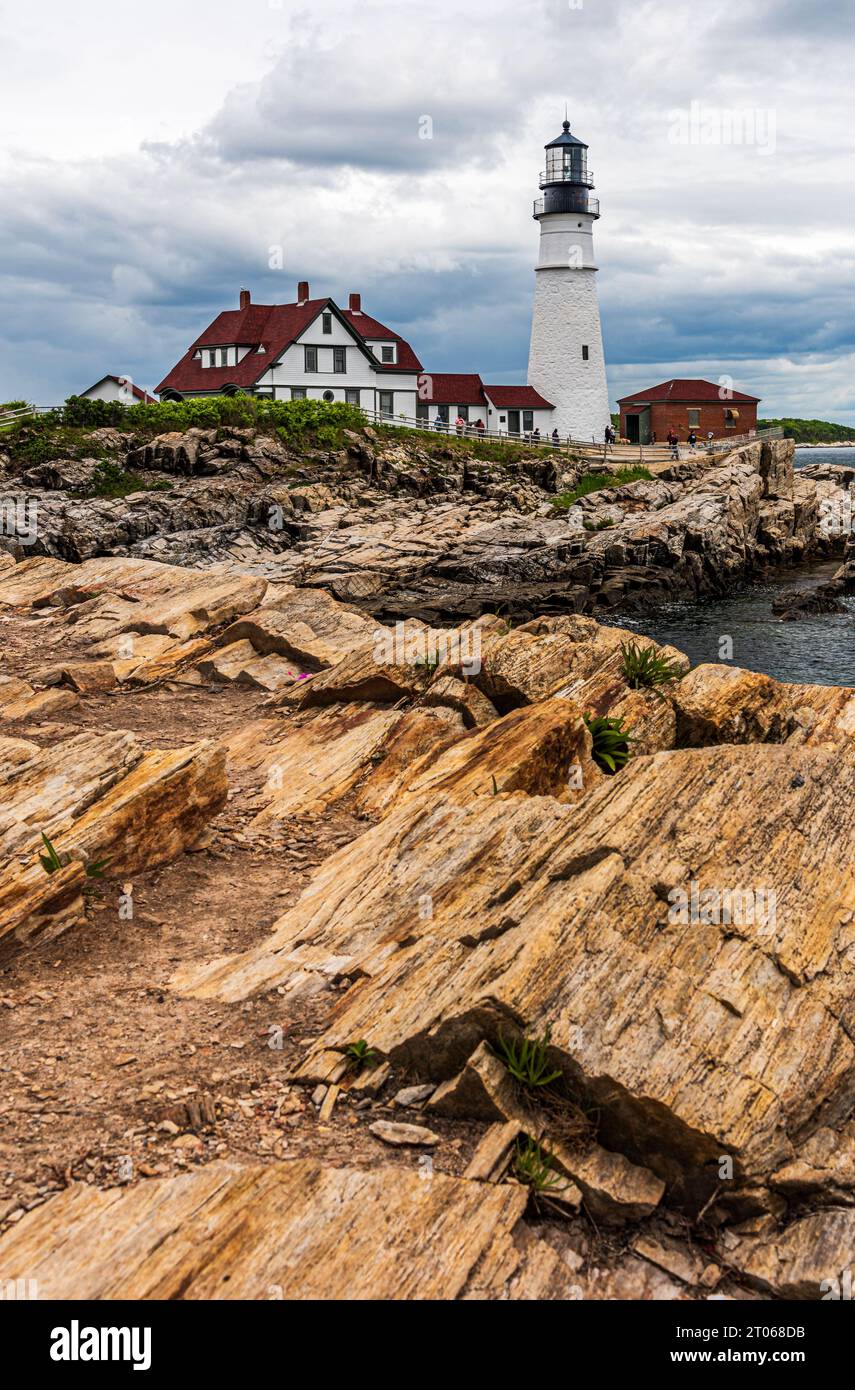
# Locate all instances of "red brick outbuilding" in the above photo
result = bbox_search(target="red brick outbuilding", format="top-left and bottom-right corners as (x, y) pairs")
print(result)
(616, 379), (760, 444)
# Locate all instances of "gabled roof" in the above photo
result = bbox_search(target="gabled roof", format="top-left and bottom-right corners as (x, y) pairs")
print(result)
(617, 378), (760, 406)
(156, 296), (423, 395)
(483, 384), (554, 409)
(342, 310), (423, 373)
(83, 375), (158, 404)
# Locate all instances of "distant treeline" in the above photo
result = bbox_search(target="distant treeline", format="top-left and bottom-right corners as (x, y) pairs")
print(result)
(759, 417), (855, 444)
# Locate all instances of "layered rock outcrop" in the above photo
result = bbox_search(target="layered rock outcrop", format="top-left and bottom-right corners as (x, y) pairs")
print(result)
(1, 537), (854, 1301)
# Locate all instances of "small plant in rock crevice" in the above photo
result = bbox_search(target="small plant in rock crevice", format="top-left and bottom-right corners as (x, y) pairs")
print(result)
(512, 1136), (565, 1197)
(344, 1039), (378, 1074)
(494, 1026), (562, 1089)
(583, 712), (633, 775)
(619, 640), (683, 692)
(37, 833), (111, 879)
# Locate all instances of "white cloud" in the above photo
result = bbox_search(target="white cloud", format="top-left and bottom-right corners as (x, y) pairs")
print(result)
(1, 0), (854, 421)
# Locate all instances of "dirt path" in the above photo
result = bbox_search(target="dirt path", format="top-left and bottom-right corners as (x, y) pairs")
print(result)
(0, 644), (485, 1235)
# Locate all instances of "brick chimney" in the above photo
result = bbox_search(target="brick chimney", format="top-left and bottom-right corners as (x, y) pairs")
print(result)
(348, 292), (362, 314)
(297, 280), (310, 305)
(239, 288), (251, 310)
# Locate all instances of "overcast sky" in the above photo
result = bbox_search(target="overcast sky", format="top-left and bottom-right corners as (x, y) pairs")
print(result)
(2, 0), (854, 419)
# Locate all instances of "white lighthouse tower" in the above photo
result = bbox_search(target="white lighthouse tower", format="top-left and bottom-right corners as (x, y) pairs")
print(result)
(527, 118), (610, 443)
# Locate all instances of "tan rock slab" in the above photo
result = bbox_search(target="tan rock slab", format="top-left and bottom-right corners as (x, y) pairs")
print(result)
(0, 1159), (587, 1300)
(392, 697), (597, 806)
(671, 664), (794, 745)
(0, 729), (227, 946)
(222, 586), (381, 669)
(179, 743), (855, 1203)
(226, 704), (402, 823)
(729, 1208), (855, 1299)
(550, 1139), (665, 1225)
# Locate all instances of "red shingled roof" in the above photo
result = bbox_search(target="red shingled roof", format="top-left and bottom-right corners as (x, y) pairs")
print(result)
(483, 384), (554, 409)
(617, 378), (760, 406)
(419, 373), (486, 406)
(157, 297), (424, 395)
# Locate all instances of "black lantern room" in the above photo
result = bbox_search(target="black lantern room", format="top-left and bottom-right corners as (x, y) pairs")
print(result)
(534, 119), (599, 220)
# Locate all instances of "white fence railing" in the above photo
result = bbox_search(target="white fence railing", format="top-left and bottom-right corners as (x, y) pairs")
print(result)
(362, 409), (783, 461)
(0, 403), (59, 428)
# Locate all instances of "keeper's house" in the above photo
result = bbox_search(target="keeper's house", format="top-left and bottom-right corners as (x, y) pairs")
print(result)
(617, 378), (760, 443)
(155, 283), (553, 435)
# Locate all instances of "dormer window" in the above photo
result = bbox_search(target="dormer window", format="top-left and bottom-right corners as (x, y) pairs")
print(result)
(381, 345), (395, 363)
(202, 346), (237, 368)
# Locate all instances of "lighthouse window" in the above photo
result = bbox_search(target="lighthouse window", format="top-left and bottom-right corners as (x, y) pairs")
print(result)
(333, 347), (347, 373)
(322, 313), (332, 334)
(304, 346), (318, 373)
(582, 345), (590, 361)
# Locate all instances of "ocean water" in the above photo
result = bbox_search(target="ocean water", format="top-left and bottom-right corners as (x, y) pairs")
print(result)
(617, 560), (855, 688)
(795, 445), (855, 470)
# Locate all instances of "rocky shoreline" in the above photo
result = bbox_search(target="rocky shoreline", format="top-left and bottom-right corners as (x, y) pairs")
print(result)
(0, 422), (854, 1300)
(1, 423), (852, 625)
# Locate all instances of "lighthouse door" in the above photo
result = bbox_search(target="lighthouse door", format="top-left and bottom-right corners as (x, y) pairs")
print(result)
(507, 410), (521, 437)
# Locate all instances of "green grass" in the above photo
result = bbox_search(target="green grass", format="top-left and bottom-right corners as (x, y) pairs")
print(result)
(79, 461), (174, 499)
(584, 712), (633, 775)
(619, 640), (684, 691)
(376, 422), (560, 467)
(551, 466), (653, 509)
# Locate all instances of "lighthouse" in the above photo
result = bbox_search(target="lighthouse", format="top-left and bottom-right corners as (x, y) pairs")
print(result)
(527, 118), (610, 443)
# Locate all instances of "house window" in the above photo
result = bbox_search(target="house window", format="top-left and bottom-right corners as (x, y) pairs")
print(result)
(381, 345), (395, 363)
(523, 410), (534, 432)
(333, 347), (346, 373)
(725, 409), (737, 428)
(435, 405), (449, 423)
(345, 389), (360, 405)
(457, 405), (469, 422)
(322, 313), (332, 334)
(323, 390), (335, 402)
(582, 345), (590, 361)
(416, 402), (429, 423)
(291, 387), (307, 400)
(687, 409), (701, 427)
(379, 391), (394, 418)
(304, 346), (318, 373)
